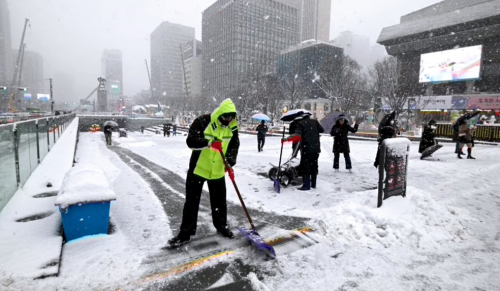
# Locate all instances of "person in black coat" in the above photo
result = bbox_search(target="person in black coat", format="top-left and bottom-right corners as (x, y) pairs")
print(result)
(289, 120), (300, 158)
(282, 112), (324, 191)
(103, 125), (113, 145)
(330, 115), (358, 172)
(452, 111), (479, 154)
(418, 120), (437, 154)
(374, 111), (399, 168)
(255, 120), (268, 152)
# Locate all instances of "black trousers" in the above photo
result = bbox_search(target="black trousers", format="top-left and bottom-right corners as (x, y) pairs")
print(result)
(334, 152), (352, 169)
(257, 136), (265, 151)
(179, 172), (228, 236)
(300, 153), (319, 177)
(104, 132), (112, 145)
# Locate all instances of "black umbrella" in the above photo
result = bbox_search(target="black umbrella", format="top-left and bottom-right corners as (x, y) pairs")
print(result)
(103, 121), (119, 127)
(378, 111), (397, 135)
(280, 109), (311, 122)
(320, 111), (352, 134)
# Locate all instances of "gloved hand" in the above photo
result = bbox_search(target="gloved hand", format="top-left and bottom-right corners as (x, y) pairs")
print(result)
(210, 140), (223, 152)
(335, 128), (341, 134)
(227, 157), (236, 167)
(281, 138), (288, 143)
(225, 164), (234, 180)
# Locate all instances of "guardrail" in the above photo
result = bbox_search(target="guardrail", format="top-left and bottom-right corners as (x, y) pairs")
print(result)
(0, 113), (76, 212)
(435, 124), (500, 142)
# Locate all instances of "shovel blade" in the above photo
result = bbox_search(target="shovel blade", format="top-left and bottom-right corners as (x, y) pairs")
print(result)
(238, 227), (276, 258)
(273, 179), (280, 193)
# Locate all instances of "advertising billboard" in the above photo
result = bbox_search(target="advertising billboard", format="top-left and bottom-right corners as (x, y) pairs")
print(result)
(419, 45), (482, 83)
(37, 93), (50, 102)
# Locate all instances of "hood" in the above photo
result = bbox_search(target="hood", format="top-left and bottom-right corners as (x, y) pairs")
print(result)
(336, 114), (349, 125)
(211, 98), (237, 123)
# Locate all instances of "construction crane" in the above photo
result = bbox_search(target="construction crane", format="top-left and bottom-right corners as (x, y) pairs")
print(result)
(144, 59), (154, 102)
(9, 18), (29, 112)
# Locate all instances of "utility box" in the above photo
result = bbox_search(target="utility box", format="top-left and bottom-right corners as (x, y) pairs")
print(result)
(55, 164), (116, 241)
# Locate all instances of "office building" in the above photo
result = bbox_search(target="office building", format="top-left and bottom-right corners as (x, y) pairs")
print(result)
(0, 0), (12, 109)
(202, 0), (300, 99)
(101, 49), (123, 111)
(181, 39), (202, 97)
(151, 22), (195, 102)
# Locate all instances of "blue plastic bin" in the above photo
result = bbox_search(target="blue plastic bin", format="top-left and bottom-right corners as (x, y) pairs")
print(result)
(59, 202), (111, 241)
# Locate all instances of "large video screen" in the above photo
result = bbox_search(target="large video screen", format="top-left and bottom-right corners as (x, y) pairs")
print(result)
(419, 45), (482, 83)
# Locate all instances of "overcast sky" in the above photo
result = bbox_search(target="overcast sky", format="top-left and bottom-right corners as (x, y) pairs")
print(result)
(7, 0), (441, 104)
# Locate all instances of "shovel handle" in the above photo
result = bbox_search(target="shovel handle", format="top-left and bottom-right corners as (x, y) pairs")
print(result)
(218, 150), (256, 230)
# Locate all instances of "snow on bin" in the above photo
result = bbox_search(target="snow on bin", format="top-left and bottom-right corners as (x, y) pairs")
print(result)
(55, 164), (116, 242)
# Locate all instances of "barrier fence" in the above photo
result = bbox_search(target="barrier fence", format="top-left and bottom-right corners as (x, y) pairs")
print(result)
(435, 124), (500, 142)
(0, 113), (76, 211)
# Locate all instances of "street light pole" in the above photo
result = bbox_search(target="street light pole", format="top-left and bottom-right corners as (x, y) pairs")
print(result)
(50, 78), (54, 114)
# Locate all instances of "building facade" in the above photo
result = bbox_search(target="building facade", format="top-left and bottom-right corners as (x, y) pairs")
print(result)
(101, 49), (123, 111)
(0, 0), (11, 87)
(182, 39), (202, 97)
(378, 0), (500, 101)
(202, 0), (300, 100)
(331, 31), (371, 70)
(21, 50), (44, 107)
(277, 41), (343, 100)
(151, 22), (195, 102)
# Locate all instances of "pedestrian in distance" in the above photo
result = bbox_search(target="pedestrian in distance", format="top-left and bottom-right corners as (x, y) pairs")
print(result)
(330, 114), (358, 172)
(173, 124), (177, 136)
(140, 126), (144, 134)
(282, 111), (324, 191)
(457, 119), (476, 159)
(452, 111), (479, 155)
(418, 120), (437, 155)
(168, 98), (240, 247)
(256, 120), (268, 152)
(103, 124), (113, 145)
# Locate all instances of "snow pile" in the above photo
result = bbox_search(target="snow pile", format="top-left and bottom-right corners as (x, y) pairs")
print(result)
(314, 187), (474, 250)
(55, 164), (116, 209)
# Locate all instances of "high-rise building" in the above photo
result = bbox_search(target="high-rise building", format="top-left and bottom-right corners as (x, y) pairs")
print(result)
(101, 49), (123, 111)
(0, 0), (12, 87)
(202, 0), (300, 100)
(331, 31), (371, 70)
(21, 50), (44, 105)
(276, 0), (331, 42)
(277, 41), (343, 100)
(150, 22), (195, 102)
(181, 39), (202, 97)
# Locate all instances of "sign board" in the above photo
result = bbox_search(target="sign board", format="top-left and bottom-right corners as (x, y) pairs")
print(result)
(23, 93), (32, 101)
(413, 96), (452, 110)
(467, 96), (500, 110)
(37, 93), (50, 102)
(378, 138), (411, 208)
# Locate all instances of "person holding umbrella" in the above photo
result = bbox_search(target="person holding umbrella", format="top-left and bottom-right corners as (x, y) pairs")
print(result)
(168, 99), (240, 247)
(330, 114), (358, 172)
(281, 111), (324, 191)
(256, 120), (268, 152)
(103, 121), (118, 145)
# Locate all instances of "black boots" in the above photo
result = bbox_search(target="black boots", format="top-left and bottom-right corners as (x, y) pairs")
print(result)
(457, 151), (463, 159)
(298, 176), (311, 191)
(311, 175), (317, 189)
(217, 227), (235, 239)
(467, 148), (475, 159)
(168, 232), (191, 247)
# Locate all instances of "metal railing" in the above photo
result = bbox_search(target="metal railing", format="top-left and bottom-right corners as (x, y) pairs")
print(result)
(0, 113), (76, 211)
(435, 124), (500, 142)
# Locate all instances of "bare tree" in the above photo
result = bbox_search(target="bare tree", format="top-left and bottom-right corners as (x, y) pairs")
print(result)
(278, 70), (307, 111)
(368, 56), (403, 113)
(315, 55), (364, 112)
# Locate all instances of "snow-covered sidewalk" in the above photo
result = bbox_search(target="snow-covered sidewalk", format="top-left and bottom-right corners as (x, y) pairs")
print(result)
(0, 117), (79, 282)
(1, 130), (171, 290)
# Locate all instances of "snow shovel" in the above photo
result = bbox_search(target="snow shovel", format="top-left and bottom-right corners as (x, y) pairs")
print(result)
(218, 150), (277, 258)
(273, 127), (286, 193)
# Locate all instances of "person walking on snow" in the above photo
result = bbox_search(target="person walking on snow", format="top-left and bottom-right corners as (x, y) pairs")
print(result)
(168, 99), (240, 247)
(282, 112), (324, 191)
(457, 119), (476, 159)
(418, 119), (437, 155)
(452, 111), (479, 155)
(173, 124), (177, 136)
(103, 124), (113, 145)
(256, 120), (268, 152)
(330, 114), (358, 172)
